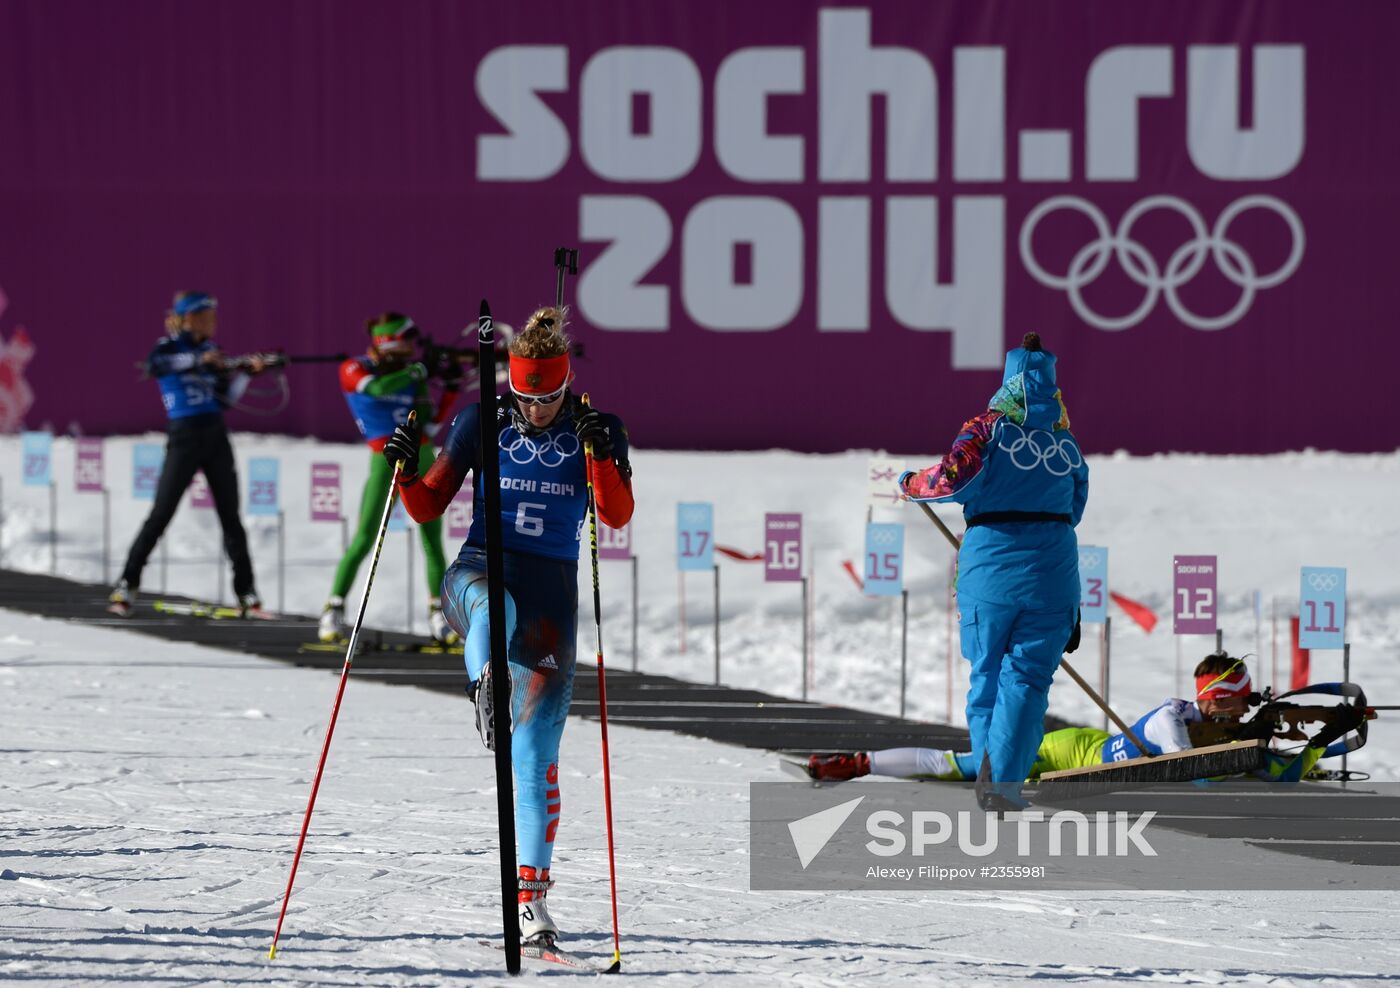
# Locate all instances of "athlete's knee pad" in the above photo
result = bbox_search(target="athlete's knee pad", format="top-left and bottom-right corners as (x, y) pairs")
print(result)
(441, 563), (517, 643)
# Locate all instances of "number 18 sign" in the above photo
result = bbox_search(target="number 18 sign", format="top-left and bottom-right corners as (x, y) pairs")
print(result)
(1172, 555), (1217, 635)
(1299, 566), (1346, 650)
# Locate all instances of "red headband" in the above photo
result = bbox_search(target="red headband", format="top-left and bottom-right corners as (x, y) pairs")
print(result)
(509, 353), (570, 395)
(1195, 665), (1251, 701)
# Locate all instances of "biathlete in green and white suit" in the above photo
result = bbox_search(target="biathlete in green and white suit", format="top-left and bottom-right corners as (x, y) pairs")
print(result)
(318, 312), (461, 643)
(805, 655), (1351, 785)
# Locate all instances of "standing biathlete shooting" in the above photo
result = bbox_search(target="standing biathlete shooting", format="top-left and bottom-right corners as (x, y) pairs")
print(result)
(110, 291), (272, 617)
(318, 312), (461, 644)
(383, 305), (634, 947)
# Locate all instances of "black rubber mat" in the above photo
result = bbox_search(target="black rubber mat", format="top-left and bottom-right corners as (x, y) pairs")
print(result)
(0, 566), (977, 751)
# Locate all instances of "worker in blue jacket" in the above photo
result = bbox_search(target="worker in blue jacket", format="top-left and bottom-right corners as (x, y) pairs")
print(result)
(900, 333), (1088, 810)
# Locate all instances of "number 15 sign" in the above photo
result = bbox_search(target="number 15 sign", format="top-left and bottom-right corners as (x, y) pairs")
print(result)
(1173, 555), (1217, 635)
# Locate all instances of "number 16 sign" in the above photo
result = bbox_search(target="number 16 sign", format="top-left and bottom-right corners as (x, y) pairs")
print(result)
(1299, 566), (1346, 650)
(1172, 555), (1217, 635)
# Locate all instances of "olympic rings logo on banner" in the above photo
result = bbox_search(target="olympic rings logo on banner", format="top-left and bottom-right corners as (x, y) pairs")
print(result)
(1307, 572), (1340, 592)
(1019, 194), (1305, 332)
(996, 422), (1084, 476)
(1080, 551), (1102, 569)
(680, 506), (710, 525)
(500, 430), (580, 467)
(870, 528), (899, 546)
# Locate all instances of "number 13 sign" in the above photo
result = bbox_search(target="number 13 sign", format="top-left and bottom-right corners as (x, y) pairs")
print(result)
(1173, 555), (1217, 635)
(1078, 545), (1108, 624)
(1299, 566), (1346, 650)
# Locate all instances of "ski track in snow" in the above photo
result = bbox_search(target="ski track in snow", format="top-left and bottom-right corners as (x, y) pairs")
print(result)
(3, 440), (1400, 982)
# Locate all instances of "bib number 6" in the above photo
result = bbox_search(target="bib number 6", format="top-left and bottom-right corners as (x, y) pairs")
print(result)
(515, 501), (547, 537)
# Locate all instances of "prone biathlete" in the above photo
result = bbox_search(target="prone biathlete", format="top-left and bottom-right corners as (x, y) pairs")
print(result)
(318, 312), (460, 644)
(383, 305), (633, 946)
(805, 655), (1357, 785)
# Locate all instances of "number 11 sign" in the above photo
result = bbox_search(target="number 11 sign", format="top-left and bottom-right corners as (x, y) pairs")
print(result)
(1299, 566), (1346, 650)
(1173, 555), (1217, 635)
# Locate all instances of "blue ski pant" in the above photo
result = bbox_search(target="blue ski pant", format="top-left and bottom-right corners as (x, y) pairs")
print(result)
(957, 596), (1075, 789)
(441, 548), (577, 873)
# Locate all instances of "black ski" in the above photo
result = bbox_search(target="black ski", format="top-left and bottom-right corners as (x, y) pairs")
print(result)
(297, 640), (455, 655)
(153, 599), (279, 621)
(479, 298), (521, 972)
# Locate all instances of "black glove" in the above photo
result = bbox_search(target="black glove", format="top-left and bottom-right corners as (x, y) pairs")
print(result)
(1064, 609), (1082, 653)
(1307, 703), (1366, 751)
(574, 407), (613, 460)
(383, 420), (422, 478)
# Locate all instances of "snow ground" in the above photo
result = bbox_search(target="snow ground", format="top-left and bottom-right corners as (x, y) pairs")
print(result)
(3, 611), (1399, 986)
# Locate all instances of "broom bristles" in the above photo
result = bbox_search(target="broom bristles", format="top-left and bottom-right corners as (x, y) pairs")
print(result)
(1034, 740), (1268, 802)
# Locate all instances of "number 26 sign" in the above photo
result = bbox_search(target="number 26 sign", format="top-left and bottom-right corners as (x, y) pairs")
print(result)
(1173, 554), (1217, 635)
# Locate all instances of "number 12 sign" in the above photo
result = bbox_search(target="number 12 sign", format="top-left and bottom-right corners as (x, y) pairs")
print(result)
(677, 502), (713, 571)
(1299, 566), (1346, 650)
(1078, 545), (1108, 624)
(1172, 555), (1217, 635)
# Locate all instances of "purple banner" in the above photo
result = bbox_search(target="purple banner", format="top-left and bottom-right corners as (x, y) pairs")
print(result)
(764, 513), (803, 583)
(1172, 554), (1218, 635)
(74, 437), (103, 493)
(598, 521), (632, 561)
(2, 4), (1398, 454)
(309, 463), (342, 522)
(446, 486), (474, 540)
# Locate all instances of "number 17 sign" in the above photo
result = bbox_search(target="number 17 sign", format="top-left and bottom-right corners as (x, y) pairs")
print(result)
(1173, 555), (1217, 635)
(677, 502), (713, 571)
(1299, 566), (1346, 650)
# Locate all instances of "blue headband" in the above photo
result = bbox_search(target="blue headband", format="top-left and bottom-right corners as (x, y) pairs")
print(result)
(173, 292), (217, 316)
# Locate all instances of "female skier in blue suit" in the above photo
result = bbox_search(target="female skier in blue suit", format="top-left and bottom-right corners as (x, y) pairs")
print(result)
(900, 333), (1088, 810)
(384, 306), (633, 945)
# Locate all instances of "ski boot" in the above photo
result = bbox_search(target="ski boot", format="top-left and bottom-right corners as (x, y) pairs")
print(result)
(319, 596), (347, 642)
(107, 579), (135, 617)
(427, 597), (458, 646)
(517, 866), (558, 945)
(237, 591), (265, 619)
(975, 753), (1030, 812)
(805, 752), (871, 781)
(468, 664), (495, 751)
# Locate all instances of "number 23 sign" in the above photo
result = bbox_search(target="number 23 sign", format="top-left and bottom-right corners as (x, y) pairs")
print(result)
(1173, 555), (1217, 635)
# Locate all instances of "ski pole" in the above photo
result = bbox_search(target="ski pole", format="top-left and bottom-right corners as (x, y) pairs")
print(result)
(910, 499), (1152, 756)
(268, 411), (415, 961)
(580, 393), (623, 973)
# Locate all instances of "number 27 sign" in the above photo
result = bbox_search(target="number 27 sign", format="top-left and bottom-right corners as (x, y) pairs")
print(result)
(1173, 555), (1217, 635)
